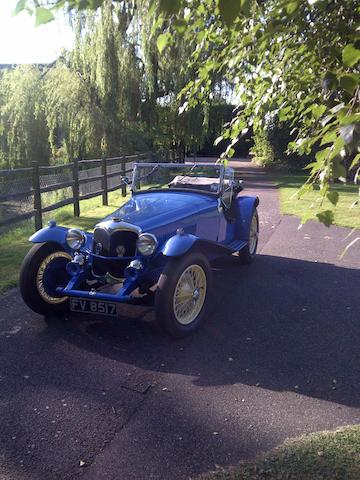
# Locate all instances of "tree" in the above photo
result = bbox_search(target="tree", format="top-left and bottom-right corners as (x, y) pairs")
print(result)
(13, 0), (232, 157)
(0, 66), (49, 168)
(162, 0), (360, 225)
(1, 1), (145, 166)
(44, 60), (103, 161)
(69, 2), (143, 156)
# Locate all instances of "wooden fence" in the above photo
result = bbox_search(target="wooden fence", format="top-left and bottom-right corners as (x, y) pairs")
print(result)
(0, 150), (179, 231)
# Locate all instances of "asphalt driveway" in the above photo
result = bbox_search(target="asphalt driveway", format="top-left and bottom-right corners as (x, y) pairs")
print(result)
(0, 159), (359, 480)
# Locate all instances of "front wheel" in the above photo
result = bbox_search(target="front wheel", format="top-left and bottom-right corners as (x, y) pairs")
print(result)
(155, 253), (213, 338)
(20, 242), (72, 316)
(238, 209), (259, 264)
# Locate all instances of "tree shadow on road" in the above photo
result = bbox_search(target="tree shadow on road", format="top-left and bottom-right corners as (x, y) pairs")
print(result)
(43, 253), (360, 409)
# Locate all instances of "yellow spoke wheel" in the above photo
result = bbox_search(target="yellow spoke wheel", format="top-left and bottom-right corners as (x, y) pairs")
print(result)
(36, 251), (72, 304)
(248, 213), (259, 255)
(20, 243), (72, 316)
(155, 253), (212, 338)
(173, 264), (207, 325)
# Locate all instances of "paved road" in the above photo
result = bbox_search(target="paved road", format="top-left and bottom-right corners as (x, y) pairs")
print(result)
(1, 160), (360, 480)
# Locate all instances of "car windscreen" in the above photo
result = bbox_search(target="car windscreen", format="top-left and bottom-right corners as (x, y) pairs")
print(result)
(132, 163), (224, 194)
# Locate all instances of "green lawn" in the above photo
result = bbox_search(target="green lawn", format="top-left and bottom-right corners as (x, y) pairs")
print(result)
(0, 190), (130, 293)
(203, 426), (360, 480)
(270, 174), (360, 229)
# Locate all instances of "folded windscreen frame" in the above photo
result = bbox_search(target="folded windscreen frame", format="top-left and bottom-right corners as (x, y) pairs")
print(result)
(131, 162), (234, 200)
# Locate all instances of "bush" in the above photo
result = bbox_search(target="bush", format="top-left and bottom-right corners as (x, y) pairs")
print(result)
(250, 128), (275, 167)
(251, 118), (311, 171)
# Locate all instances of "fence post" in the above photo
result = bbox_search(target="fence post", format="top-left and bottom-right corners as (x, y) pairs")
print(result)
(32, 161), (42, 231)
(73, 158), (80, 217)
(121, 155), (127, 197)
(102, 156), (108, 206)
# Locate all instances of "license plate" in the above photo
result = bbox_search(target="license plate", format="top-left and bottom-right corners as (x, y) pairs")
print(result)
(70, 298), (117, 316)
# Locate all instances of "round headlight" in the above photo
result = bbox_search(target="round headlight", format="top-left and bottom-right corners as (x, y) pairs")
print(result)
(137, 233), (158, 256)
(66, 229), (86, 250)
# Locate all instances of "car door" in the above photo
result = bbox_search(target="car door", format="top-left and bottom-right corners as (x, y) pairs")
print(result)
(195, 205), (220, 241)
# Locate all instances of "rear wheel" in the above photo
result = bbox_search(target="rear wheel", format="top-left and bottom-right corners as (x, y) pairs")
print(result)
(20, 242), (72, 316)
(238, 209), (259, 264)
(155, 253), (212, 338)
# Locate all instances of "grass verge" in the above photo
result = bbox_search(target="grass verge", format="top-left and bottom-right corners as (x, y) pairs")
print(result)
(202, 425), (360, 480)
(0, 191), (130, 293)
(270, 173), (360, 229)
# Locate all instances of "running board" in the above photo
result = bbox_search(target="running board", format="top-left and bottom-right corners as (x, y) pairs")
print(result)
(227, 239), (247, 252)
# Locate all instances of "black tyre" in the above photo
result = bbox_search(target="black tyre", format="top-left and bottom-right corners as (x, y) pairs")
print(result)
(155, 253), (213, 338)
(20, 242), (72, 316)
(238, 209), (259, 264)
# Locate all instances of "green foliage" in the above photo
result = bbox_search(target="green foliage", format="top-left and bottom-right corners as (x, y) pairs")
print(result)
(5, 0), (227, 166)
(170, 0), (360, 226)
(11, 0), (360, 227)
(2, 2), (146, 167)
(316, 210), (334, 228)
(67, 1), (146, 156)
(251, 117), (310, 171)
(218, 0), (242, 26)
(35, 6), (54, 26)
(44, 62), (103, 161)
(250, 129), (274, 168)
(342, 44), (360, 68)
(0, 66), (49, 168)
(157, 32), (171, 53)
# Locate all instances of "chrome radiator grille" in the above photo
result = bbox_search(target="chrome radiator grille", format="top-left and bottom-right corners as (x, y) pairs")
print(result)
(92, 227), (138, 277)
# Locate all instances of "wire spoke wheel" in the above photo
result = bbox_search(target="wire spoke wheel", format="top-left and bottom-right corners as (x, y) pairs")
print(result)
(20, 243), (73, 316)
(173, 264), (207, 325)
(36, 251), (71, 304)
(248, 213), (259, 255)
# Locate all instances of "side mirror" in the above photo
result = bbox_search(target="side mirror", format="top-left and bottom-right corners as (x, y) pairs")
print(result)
(121, 176), (131, 185)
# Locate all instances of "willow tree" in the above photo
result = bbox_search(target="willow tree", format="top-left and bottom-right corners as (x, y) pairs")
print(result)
(0, 66), (49, 168)
(69, 1), (142, 156)
(137, 0), (223, 153)
(44, 60), (104, 162)
(9, 0), (244, 166)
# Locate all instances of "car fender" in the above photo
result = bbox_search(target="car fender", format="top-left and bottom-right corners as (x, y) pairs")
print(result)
(161, 233), (198, 257)
(236, 195), (259, 241)
(29, 226), (93, 252)
(161, 233), (233, 259)
(29, 225), (69, 246)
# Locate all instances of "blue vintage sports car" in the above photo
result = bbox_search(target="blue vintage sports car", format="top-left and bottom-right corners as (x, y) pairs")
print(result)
(20, 163), (259, 337)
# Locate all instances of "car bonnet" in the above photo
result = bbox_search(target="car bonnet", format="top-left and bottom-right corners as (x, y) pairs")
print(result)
(105, 191), (217, 233)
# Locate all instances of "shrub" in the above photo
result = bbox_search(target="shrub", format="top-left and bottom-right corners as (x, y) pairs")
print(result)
(251, 118), (311, 171)
(250, 128), (275, 167)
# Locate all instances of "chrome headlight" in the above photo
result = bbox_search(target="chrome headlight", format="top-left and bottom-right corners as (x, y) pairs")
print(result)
(136, 233), (158, 256)
(66, 228), (86, 250)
